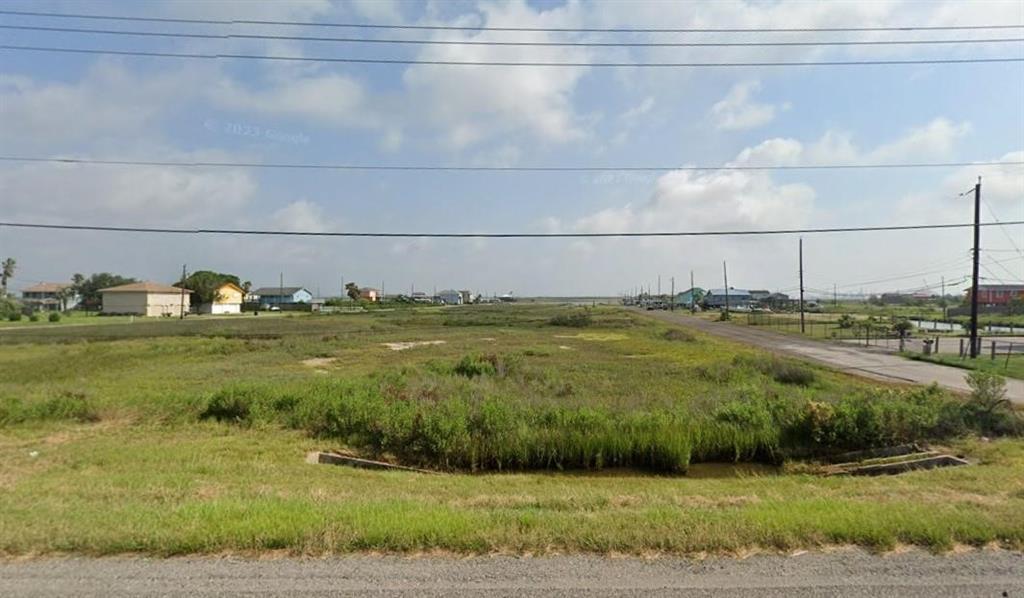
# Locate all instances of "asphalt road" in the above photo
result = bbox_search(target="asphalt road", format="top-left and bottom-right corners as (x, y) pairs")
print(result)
(1, 550), (1022, 597)
(643, 310), (1024, 404)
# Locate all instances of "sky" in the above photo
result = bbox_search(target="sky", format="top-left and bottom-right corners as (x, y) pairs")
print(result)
(1, 0), (1023, 298)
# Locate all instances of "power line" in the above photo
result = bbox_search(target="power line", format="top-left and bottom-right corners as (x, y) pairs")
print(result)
(0, 220), (1022, 239)
(4, 24), (1024, 47)
(1, 9), (1022, 33)
(3, 155), (1022, 173)
(981, 196), (1024, 258)
(3, 44), (1023, 67)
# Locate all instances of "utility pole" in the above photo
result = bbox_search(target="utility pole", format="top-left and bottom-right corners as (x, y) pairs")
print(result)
(279, 272), (284, 311)
(341, 276), (344, 300)
(723, 261), (730, 317)
(969, 177), (982, 358)
(657, 275), (661, 297)
(179, 264), (187, 319)
(690, 270), (695, 314)
(941, 275), (948, 320)
(670, 276), (675, 311)
(833, 283), (837, 307)
(799, 238), (805, 334)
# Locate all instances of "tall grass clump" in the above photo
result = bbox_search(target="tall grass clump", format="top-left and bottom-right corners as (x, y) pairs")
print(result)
(0, 391), (99, 426)
(548, 311), (593, 328)
(734, 354), (816, 386)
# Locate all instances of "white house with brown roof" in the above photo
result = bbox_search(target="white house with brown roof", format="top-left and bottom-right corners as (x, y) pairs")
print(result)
(197, 281), (244, 315)
(99, 281), (190, 317)
(22, 282), (78, 311)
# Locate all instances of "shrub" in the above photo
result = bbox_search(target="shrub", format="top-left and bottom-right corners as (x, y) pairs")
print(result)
(453, 354), (498, 378)
(7, 312), (22, 322)
(199, 388), (254, 423)
(663, 329), (696, 342)
(963, 370), (1020, 435)
(28, 313), (40, 322)
(734, 355), (816, 386)
(48, 312), (61, 322)
(548, 312), (593, 328)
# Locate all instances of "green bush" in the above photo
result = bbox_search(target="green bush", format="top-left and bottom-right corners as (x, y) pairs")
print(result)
(48, 312), (61, 322)
(963, 371), (1020, 435)
(453, 354), (498, 378)
(548, 312), (593, 327)
(7, 312), (22, 322)
(663, 329), (696, 342)
(28, 313), (40, 322)
(734, 355), (816, 386)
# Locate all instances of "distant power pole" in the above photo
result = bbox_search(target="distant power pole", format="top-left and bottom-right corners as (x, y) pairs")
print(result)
(279, 272), (284, 310)
(690, 270), (695, 314)
(179, 264), (187, 319)
(723, 261), (730, 317)
(799, 238), (805, 334)
(833, 283), (837, 307)
(969, 177), (982, 358)
(670, 276), (675, 311)
(942, 276), (947, 320)
(340, 276), (344, 300)
(657, 275), (661, 296)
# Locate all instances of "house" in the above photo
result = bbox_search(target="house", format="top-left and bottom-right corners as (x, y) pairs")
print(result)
(763, 292), (793, 309)
(673, 287), (705, 309)
(749, 290), (771, 302)
(197, 282), (244, 315)
(21, 282), (78, 312)
(410, 291), (432, 303)
(703, 288), (753, 309)
(966, 284), (1024, 306)
(359, 287), (381, 302)
(437, 289), (463, 305)
(252, 286), (313, 307)
(459, 290), (473, 304)
(99, 281), (190, 317)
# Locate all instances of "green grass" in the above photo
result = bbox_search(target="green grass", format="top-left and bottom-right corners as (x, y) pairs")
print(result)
(909, 352), (1024, 381)
(0, 304), (1021, 555)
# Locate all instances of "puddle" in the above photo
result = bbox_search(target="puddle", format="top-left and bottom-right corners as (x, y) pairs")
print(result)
(382, 340), (447, 351)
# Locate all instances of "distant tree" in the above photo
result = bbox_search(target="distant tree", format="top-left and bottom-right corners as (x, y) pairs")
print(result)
(73, 273), (137, 311)
(241, 281), (252, 296)
(345, 282), (361, 301)
(178, 270), (241, 306)
(1008, 295), (1024, 316)
(1, 257), (15, 296)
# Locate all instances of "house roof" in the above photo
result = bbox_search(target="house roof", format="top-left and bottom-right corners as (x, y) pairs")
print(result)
(215, 282), (244, 293)
(976, 284), (1024, 292)
(252, 287), (308, 296)
(707, 288), (751, 296)
(360, 287), (380, 293)
(99, 281), (187, 294)
(22, 282), (72, 293)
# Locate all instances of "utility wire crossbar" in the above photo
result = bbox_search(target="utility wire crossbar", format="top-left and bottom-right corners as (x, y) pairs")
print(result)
(3, 156), (1022, 172)
(1, 220), (1021, 238)
(2, 45), (1023, 67)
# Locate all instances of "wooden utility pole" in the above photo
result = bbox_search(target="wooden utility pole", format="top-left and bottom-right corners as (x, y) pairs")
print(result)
(833, 283), (837, 307)
(723, 261), (730, 317)
(670, 276), (675, 311)
(179, 264), (187, 319)
(799, 238), (805, 334)
(942, 276), (947, 320)
(969, 177), (982, 358)
(690, 270), (695, 314)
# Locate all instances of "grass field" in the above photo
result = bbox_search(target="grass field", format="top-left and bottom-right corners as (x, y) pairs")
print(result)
(1, 304), (1022, 555)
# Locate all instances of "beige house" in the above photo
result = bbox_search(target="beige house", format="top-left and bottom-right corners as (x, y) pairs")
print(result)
(99, 281), (190, 317)
(197, 282), (244, 315)
(359, 287), (380, 302)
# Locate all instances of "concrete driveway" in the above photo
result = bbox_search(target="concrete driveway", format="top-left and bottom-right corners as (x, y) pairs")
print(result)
(641, 310), (1024, 405)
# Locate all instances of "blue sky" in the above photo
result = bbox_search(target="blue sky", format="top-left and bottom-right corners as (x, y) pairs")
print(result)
(1, 0), (1022, 297)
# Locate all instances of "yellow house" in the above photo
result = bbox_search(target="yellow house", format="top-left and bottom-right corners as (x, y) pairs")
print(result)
(99, 282), (190, 317)
(199, 282), (244, 315)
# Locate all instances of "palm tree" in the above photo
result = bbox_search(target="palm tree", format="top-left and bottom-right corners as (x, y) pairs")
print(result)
(0, 258), (15, 296)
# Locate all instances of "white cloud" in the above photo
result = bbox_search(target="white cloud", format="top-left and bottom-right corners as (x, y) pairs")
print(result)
(710, 81), (784, 131)
(271, 200), (332, 233)
(734, 118), (972, 166)
(211, 75), (377, 129)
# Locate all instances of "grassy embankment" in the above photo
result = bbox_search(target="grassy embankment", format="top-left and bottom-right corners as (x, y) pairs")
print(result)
(1, 304), (1022, 555)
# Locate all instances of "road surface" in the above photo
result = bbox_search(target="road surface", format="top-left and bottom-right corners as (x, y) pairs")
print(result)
(1, 550), (1021, 597)
(642, 310), (1024, 404)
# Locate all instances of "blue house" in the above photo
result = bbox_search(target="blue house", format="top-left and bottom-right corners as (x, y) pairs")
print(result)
(703, 288), (753, 309)
(673, 287), (705, 309)
(253, 286), (313, 307)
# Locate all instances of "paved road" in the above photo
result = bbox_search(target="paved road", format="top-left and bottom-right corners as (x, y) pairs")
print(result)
(642, 310), (1024, 404)
(1, 550), (1021, 597)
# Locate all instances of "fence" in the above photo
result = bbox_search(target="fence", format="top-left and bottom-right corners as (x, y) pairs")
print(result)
(745, 312), (901, 347)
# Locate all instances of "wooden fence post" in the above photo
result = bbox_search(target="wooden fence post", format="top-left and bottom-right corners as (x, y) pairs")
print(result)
(991, 340), (996, 360)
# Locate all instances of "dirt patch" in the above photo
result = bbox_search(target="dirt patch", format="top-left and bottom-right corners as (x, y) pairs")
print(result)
(301, 357), (336, 368)
(382, 340), (447, 351)
(554, 333), (628, 341)
(558, 345), (574, 350)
